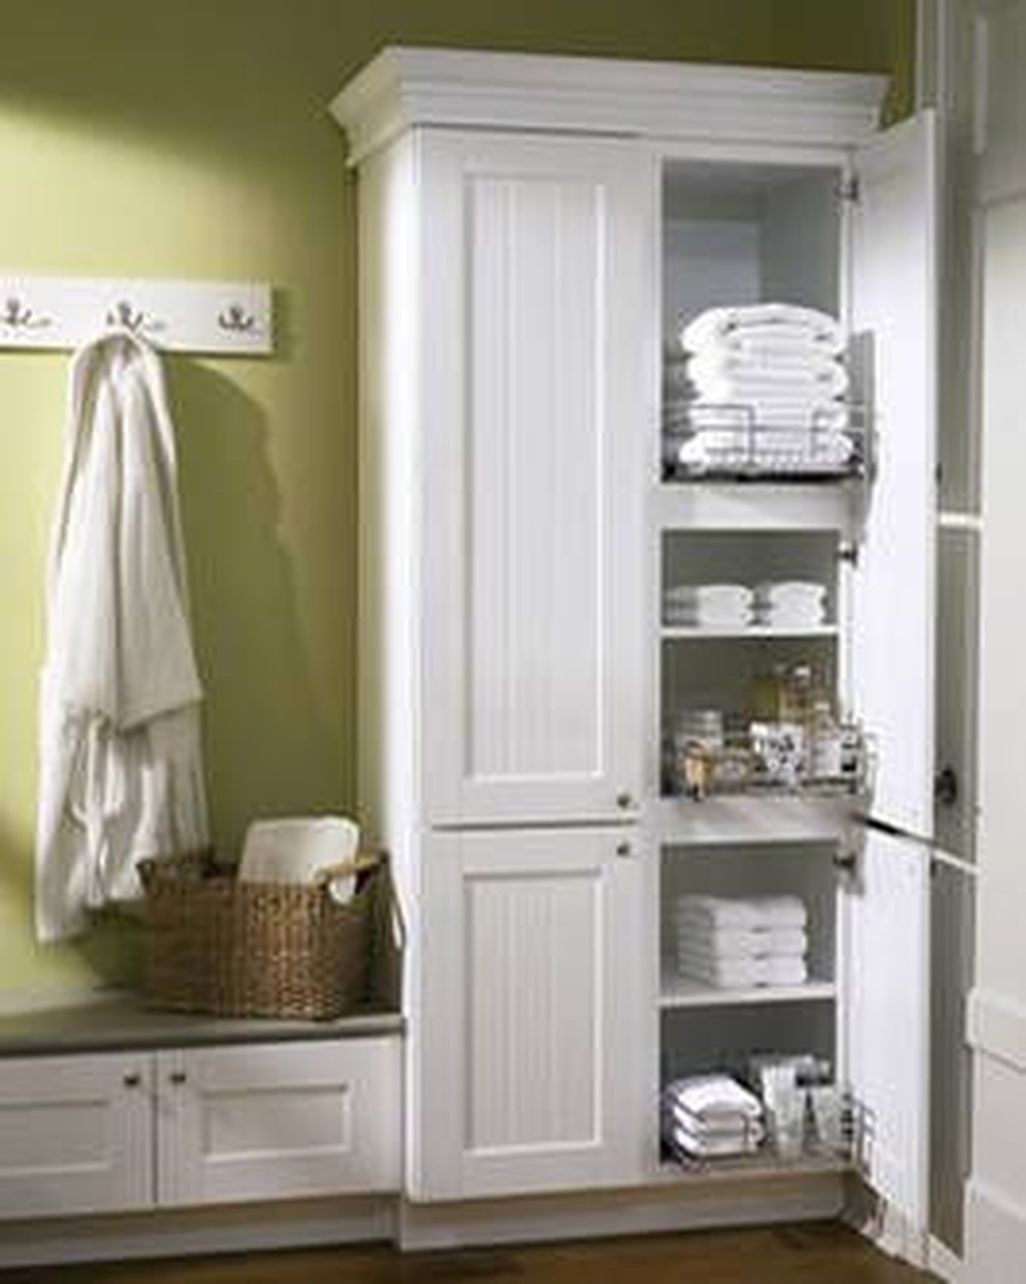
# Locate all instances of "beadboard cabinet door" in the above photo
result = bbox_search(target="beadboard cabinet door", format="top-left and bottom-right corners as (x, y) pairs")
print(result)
(410, 827), (648, 1201)
(418, 131), (651, 827)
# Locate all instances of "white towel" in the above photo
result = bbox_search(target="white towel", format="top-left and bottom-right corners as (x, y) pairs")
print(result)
(675, 895), (808, 931)
(664, 1099), (766, 1143)
(665, 1121), (763, 1158)
(687, 358), (850, 402)
(754, 581), (827, 607)
(674, 925), (809, 959)
(678, 427), (854, 474)
(239, 816), (361, 902)
(663, 1074), (763, 1122)
(36, 331), (209, 942)
(677, 952), (809, 989)
(681, 303), (845, 355)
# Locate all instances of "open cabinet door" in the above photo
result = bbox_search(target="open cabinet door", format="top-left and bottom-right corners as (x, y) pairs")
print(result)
(850, 112), (938, 840)
(844, 827), (931, 1259)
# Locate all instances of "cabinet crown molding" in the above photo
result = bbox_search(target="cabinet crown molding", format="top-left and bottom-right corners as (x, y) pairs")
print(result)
(330, 46), (889, 164)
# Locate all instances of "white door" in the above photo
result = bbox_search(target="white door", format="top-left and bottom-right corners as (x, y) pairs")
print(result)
(0, 1051), (152, 1218)
(156, 1039), (400, 1206)
(968, 1), (1026, 1275)
(419, 130), (651, 827)
(850, 111), (939, 840)
(844, 827), (930, 1255)
(411, 827), (648, 1200)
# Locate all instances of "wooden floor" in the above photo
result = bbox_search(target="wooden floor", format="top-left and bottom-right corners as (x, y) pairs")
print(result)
(9, 1223), (940, 1283)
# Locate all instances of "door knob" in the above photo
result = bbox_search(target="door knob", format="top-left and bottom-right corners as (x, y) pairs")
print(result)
(123, 1072), (142, 1088)
(169, 1070), (187, 1086)
(616, 841), (632, 858)
(616, 791), (635, 810)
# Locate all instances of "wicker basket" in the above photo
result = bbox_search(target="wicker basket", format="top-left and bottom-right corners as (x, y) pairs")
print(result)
(138, 849), (398, 1021)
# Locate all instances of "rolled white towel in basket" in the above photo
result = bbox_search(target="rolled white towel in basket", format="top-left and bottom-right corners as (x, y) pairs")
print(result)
(239, 816), (361, 903)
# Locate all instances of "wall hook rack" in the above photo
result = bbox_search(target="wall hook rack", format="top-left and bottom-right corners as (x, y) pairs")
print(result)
(105, 299), (165, 335)
(2, 296), (52, 331)
(217, 304), (258, 334)
(0, 276), (273, 355)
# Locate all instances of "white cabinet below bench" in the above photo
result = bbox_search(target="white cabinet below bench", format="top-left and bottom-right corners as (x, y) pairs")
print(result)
(0, 1037), (401, 1220)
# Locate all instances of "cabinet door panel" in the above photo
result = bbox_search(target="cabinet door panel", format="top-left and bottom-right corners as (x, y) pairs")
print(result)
(843, 827), (929, 1238)
(420, 131), (651, 825)
(413, 828), (647, 1200)
(850, 112), (938, 839)
(0, 1051), (152, 1219)
(156, 1039), (400, 1207)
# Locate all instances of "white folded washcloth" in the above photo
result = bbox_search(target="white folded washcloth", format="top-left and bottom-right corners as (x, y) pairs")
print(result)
(675, 895), (808, 931)
(239, 815), (360, 902)
(674, 924), (809, 959)
(680, 304), (845, 355)
(664, 584), (753, 605)
(685, 403), (853, 432)
(664, 607), (753, 628)
(663, 1074), (763, 1122)
(701, 326), (846, 360)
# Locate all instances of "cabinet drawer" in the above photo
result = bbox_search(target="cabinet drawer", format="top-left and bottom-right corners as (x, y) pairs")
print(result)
(0, 1051), (152, 1219)
(158, 1037), (401, 1206)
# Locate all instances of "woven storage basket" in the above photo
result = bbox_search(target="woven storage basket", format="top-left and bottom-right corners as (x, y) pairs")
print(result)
(138, 850), (392, 1020)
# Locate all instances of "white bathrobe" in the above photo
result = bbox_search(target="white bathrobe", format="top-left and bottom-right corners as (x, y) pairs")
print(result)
(35, 330), (209, 942)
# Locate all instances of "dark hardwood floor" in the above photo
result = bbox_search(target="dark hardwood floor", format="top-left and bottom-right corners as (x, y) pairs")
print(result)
(6, 1223), (941, 1283)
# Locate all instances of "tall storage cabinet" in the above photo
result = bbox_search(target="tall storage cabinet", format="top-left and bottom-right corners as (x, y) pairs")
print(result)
(333, 47), (938, 1259)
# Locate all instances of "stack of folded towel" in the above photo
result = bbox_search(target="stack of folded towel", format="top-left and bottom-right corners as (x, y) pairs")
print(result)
(753, 581), (828, 629)
(673, 303), (853, 474)
(662, 1074), (765, 1160)
(664, 583), (753, 628)
(674, 894), (809, 989)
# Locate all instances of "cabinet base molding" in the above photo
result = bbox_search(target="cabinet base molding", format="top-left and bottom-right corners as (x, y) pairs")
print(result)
(0, 1195), (396, 1270)
(927, 1234), (964, 1284)
(966, 1179), (1026, 1284)
(397, 1174), (844, 1252)
(842, 1177), (929, 1271)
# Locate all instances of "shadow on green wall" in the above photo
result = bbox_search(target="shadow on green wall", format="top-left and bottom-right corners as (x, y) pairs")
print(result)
(170, 352), (340, 857)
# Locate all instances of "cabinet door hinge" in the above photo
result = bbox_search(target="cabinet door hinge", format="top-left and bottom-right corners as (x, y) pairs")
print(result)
(839, 175), (860, 204)
(837, 542), (860, 568)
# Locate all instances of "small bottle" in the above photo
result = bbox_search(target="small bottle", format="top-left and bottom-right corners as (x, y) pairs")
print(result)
(809, 699), (843, 780)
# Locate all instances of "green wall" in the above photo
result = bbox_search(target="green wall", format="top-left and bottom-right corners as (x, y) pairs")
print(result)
(0, 0), (914, 998)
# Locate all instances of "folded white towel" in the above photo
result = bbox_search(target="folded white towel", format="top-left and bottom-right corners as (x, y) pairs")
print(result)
(677, 952), (810, 989)
(664, 1098), (766, 1140)
(681, 304), (845, 355)
(754, 581), (827, 606)
(664, 584), (752, 604)
(663, 1074), (763, 1122)
(678, 428), (855, 474)
(665, 1120), (764, 1158)
(752, 607), (827, 629)
(688, 359), (849, 403)
(674, 925), (809, 959)
(664, 607), (753, 628)
(675, 895), (809, 931)
(700, 326), (846, 359)
(686, 402), (853, 432)
(239, 816), (360, 902)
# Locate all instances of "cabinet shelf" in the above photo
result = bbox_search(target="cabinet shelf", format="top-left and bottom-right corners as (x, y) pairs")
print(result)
(660, 971), (836, 1010)
(652, 482), (857, 534)
(654, 1149), (849, 1185)
(646, 794), (852, 845)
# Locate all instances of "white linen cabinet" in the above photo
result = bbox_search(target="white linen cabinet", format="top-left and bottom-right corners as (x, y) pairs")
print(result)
(332, 47), (938, 1261)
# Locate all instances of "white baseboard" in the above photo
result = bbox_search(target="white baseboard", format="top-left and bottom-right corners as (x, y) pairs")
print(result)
(399, 1173), (845, 1252)
(928, 1234), (964, 1283)
(966, 1178), (1026, 1283)
(0, 1196), (396, 1269)
(842, 1177), (929, 1271)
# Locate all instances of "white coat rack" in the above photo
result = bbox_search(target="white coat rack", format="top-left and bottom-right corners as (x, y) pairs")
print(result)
(0, 277), (273, 355)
